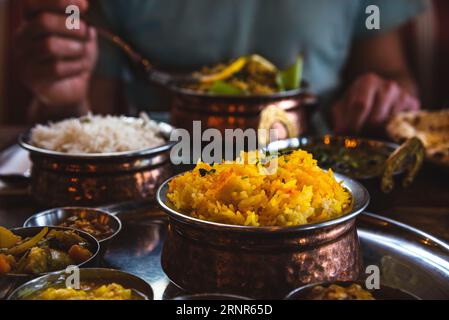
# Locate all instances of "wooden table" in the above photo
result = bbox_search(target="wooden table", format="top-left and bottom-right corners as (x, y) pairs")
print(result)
(1, 125), (449, 241)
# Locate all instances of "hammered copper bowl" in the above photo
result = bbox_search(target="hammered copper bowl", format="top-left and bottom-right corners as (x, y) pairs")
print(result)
(157, 172), (370, 299)
(169, 84), (317, 139)
(19, 120), (175, 207)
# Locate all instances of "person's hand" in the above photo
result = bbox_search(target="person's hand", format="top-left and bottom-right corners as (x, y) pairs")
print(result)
(16, 0), (97, 109)
(332, 73), (420, 135)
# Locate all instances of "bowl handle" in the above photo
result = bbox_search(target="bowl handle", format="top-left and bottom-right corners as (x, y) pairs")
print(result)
(258, 105), (299, 145)
(381, 137), (425, 193)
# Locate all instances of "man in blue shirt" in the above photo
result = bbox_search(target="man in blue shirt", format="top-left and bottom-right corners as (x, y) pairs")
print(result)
(16, 0), (427, 134)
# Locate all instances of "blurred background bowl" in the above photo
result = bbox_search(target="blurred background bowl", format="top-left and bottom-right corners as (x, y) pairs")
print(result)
(169, 83), (317, 140)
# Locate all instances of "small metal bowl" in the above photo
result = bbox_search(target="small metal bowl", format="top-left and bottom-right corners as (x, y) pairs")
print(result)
(157, 172), (369, 299)
(285, 281), (419, 300)
(7, 268), (154, 300)
(265, 136), (424, 193)
(265, 136), (402, 180)
(0, 226), (100, 298)
(19, 118), (176, 207)
(23, 207), (122, 247)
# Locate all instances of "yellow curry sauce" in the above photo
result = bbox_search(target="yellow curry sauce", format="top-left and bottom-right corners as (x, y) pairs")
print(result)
(28, 283), (145, 300)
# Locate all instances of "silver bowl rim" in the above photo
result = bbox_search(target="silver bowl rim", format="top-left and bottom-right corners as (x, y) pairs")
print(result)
(7, 267), (154, 300)
(23, 207), (122, 244)
(168, 81), (310, 100)
(156, 171), (370, 233)
(284, 280), (420, 300)
(265, 135), (401, 154)
(19, 117), (176, 159)
(3, 226), (100, 278)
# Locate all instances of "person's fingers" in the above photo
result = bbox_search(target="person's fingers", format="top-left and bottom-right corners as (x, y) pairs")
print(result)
(391, 92), (421, 116)
(403, 94), (420, 112)
(22, 36), (87, 60)
(332, 99), (347, 134)
(22, 57), (91, 84)
(22, 13), (89, 40)
(46, 58), (90, 80)
(85, 27), (98, 63)
(24, 0), (88, 17)
(16, 25), (97, 87)
(344, 74), (380, 133)
(367, 80), (401, 127)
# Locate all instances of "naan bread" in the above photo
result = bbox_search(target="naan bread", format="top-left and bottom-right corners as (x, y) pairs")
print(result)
(387, 110), (449, 165)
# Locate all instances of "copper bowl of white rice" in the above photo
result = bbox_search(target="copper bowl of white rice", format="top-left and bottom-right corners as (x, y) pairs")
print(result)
(19, 114), (175, 207)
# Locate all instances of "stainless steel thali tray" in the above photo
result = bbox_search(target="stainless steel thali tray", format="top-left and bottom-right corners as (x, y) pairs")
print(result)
(104, 211), (449, 300)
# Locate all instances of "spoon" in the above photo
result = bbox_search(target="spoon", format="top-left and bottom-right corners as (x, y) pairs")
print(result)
(82, 14), (231, 87)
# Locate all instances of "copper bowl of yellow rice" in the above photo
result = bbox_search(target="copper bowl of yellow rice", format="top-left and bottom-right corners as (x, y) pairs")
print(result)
(157, 149), (369, 299)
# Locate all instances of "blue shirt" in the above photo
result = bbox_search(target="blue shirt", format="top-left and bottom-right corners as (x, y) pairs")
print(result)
(92, 0), (427, 116)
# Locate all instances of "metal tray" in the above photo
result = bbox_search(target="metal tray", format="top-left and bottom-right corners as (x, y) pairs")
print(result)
(104, 211), (449, 300)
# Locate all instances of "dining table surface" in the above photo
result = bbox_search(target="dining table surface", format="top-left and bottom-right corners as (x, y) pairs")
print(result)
(1, 124), (449, 243)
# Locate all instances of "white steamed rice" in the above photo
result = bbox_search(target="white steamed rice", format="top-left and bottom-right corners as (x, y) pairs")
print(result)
(30, 113), (165, 154)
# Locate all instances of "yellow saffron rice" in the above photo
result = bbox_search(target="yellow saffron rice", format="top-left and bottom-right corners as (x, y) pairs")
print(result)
(167, 150), (352, 227)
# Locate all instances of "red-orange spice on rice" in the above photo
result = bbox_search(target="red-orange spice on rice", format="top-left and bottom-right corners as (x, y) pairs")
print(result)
(167, 150), (352, 227)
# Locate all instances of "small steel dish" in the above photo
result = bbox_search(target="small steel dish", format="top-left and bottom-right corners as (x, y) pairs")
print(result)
(23, 207), (122, 247)
(22, 200), (165, 254)
(0, 226), (100, 298)
(265, 136), (400, 180)
(157, 172), (369, 299)
(19, 118), (175, 207)
(7, 268), (154, 300)
(285, 280), (419, 300)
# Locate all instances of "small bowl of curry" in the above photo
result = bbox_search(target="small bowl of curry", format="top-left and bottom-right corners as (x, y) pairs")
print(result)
(265, 136), (424, 193)
(24, 207), (122, 246)
(285, 281), (419, 300)
(8, 268), (153, 300)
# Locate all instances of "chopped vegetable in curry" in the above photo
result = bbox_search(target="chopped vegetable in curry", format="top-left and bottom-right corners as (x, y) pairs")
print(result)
(58, 212), (115, 241)
(0, 227), (93, 275)
(300, 143), (391, 179)
(185, 54), (303, 95)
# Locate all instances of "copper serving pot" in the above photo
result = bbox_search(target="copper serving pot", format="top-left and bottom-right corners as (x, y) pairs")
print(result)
(169, 84), (317, 142)
(19, 120), (175, 207)
(157, 173), (370, 299)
